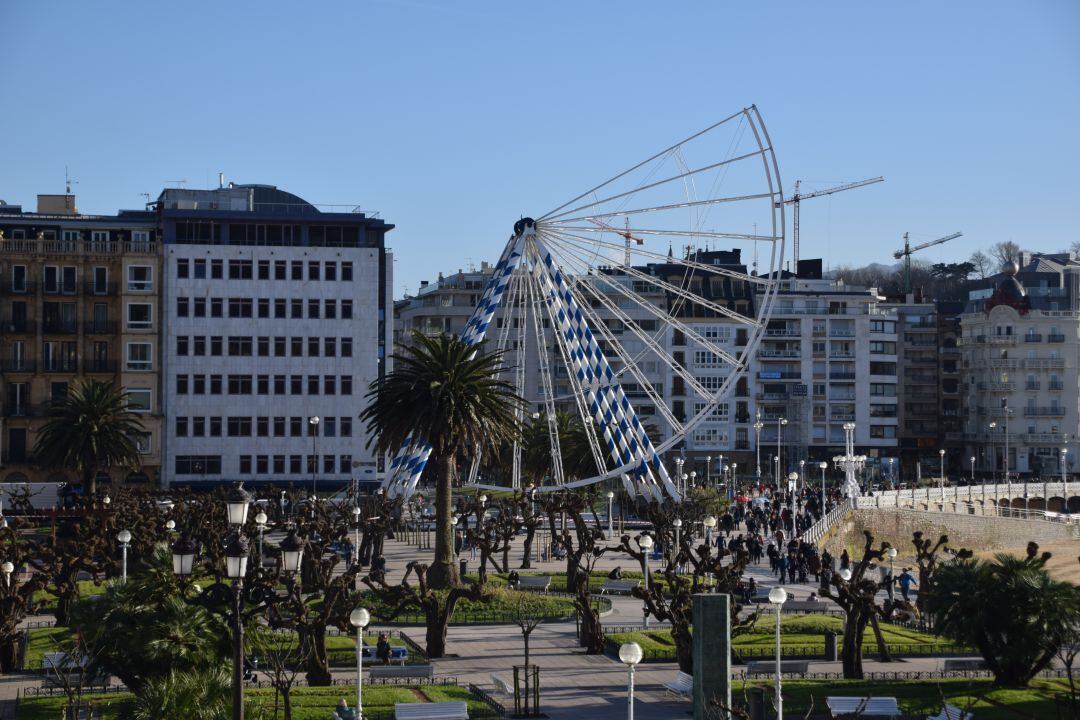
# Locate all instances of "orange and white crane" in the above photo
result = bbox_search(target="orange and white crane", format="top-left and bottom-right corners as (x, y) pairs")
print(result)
(587, 217), (645, 265)
(894, 231), (963, 293)
(779, 177), (884, 266)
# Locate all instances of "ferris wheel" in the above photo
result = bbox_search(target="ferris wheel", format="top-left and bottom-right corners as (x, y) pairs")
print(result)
(384, 105), (786, 502)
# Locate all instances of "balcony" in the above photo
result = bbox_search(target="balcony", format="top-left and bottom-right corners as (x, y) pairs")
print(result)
(1, 402), (36, 417)
(84, 281), (119, 297)
(829, 414), (856, 422)
(755, 392), (790, 401)
(765, 328), (800, 337)
(0, 360), (35, 372)
(1024, 334), (1043, 343)
(1049, 380), (1064, 392)
(1024, 358), (1065, 370)
(0, 451), (36, 464)
(1, 321), (36, 335)
(829, 372), (856, 380)
(42, 360), (79, 373)
(829, 352), (855, 359)
(757, 371), (801, 380)
(987, 381), (1015, 392)
(758, 350), (800, 359)
(1023, 406), (1065, 417)
(1022, 432), (1069, 443)
(984, 359), (1020, 370)
(42, 321), (78, 335)
(0, 237), (158, 257)
(1025, 381), (1041, 391)
(1048, 333), (1066, 343)
(84, 359), (118, 373)
(987, 335), (1017, 346)
(829, 329), (855, 337)
(0, 281), (36, 296)
(85, 321), (117, 335)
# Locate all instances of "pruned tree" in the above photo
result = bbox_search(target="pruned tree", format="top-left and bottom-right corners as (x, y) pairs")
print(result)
(362, 561), (487, 658)
(912, 532), (972, 619)
(250, 626), (312, 720)
(0, 526), (45, 671)
(503, 588), (547, 716)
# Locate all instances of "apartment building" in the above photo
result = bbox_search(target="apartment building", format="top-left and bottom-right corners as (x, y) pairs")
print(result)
(158, 184), (393, 489)
(0, 195), (162, 485)
(961, 255), (1080, 478)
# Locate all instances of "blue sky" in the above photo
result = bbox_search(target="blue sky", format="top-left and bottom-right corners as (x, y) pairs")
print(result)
(2, 1), (1077, 296)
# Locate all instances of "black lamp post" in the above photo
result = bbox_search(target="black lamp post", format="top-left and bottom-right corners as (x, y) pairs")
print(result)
(171, 484), (304, 720)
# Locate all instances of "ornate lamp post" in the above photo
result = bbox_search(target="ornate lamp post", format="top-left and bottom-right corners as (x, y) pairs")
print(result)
(619, 642), (643, 720)
(703, 515), (717, 548)
(605, 491), (615, 537)
(352, 506), (362, 566)
(787, 472), (798, 541)
(777, 417), (788, 481)
(638, 535), (654, 629)
(1, 561), (13, 588)
(117, 529), (132, 582)
(988, 421), (998, 480)
(254, 512), (268, 568)
(939, 448), (946, 506)
(671, 518), (682, 572)
(818, 461), (828, 515)
(768, 586), (787, 719)
(350, 607), (370, 717)
(754, 416), (764, 482)
(706, 456), (712, 487)
(309, 415), (321, 510)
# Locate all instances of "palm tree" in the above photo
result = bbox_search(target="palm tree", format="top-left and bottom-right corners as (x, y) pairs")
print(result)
(361, 332), (524, 588)
(33, 380), (144, 495)
(928, 542), (1080, 686)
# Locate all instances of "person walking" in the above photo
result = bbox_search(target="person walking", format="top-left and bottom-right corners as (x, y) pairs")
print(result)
(898, 568), (918, 602)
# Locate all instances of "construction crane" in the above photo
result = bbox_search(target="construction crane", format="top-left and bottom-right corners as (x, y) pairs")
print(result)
(780, 177), (884, 267)
(893, 231), (963, 293)
(587, 217), (645, 265)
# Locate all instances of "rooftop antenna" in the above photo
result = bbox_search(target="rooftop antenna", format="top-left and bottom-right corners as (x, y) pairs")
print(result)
(64, 166), (78, 195)
(165, 179), (188, 188)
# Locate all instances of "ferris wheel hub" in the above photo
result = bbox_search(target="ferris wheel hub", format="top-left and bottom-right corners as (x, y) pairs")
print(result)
(513, 217), (537, 237)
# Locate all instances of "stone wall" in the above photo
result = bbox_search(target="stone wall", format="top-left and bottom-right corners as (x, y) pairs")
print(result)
(822, 508), (1077, 560)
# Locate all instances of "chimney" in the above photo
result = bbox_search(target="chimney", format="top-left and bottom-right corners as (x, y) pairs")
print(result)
(37, 194), (78, 215)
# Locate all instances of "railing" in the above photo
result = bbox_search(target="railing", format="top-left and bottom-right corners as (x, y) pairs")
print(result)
(85, 321), (117, 334)
(1048, 333), (1066, 342)
(1025, 358), (1065, 370)
(829, 372), (856, 380)
(1025, 381), (1041, 390)
(1, 321), (36, 334)
(0, 238), (159, 256)
(765, 328), (800, 337)
(1049, 381), (1064, 391)
(84, 360), (118, 373)
(1024, 334), (1043, 343)
(1024, 407), (1065, 417)
(0, 360), (35, 372)
(42, 321), (78, 334)
(801, 498), (853, 545)
(83, 281), (119, 296)
(0, 282), (36, 295)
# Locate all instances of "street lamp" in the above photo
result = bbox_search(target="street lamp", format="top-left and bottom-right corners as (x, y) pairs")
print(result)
(350, 607), (371, 718)
(939, 448), (946, 504)
(970, 456), (976, 484)
(787, 472), (798, 541)
(309, 416), (321, 507)
(619, 642), (644, 720)
(1, 561), (13, 588)
(1063, 448), (1069, 485)
(706, 456), (712, 486)
(818, 461), (828, 515)
(768, 586), (787, 720)
(988, 421), (998, 480)
(754, 416), (764, 481)
(777, 418), (788, 481)
(638, 535), (654, 629)
(672, 518), (683, 572)
(117, 529), (132, 582)
(165, 519), (176, 533)
(606, 491), (615, 537)
(226, 484), (251, 526)
(839, 567), (853, 583)
(352, 506), (362, 566)
(254, 512), (268, 568)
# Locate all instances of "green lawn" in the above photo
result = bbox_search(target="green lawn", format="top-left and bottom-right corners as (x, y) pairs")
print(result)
(742, 678), (1068, 720)
(607, 614), (964, 660)
(478, 570), (686, 595)
(15, 684), (499, 720)
(21, 626), (70, 670)
(356, 587), (599, 625)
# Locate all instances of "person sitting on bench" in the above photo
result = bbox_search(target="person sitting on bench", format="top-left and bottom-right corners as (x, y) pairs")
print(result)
(607, 566), (622, 580)
(333, 698), (357, 720)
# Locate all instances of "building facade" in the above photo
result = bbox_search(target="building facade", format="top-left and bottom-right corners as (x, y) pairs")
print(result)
(0, 195), (163, 485)
(961, 255), (1080, 478)
(158, 184), (393, 489)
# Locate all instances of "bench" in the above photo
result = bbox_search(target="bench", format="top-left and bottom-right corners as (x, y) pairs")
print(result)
(780, 600), (839, 613)
(744, 660), (810, 676)
(663, 670), (692, 698)
(826, 696), (901, 718)
(943, 658), (987, 672)
(490, 673), (513, 695)
(600, 579), (641, 595)
(370, 664), (434, 681)
(926, 705), (970, 720)
(42, 652), (108, 687)
(516, 576), (551, 592)
(361, 646), (409, 665)
(395, 701), (469, 719)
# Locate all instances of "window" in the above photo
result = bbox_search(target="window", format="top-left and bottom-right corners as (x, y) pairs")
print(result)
(870, 362), (895, 375)
(869, 341), (896, 354)
(177, 297), (189, 317)
(324, 455), (336, 473)
(257, 456), (269, 474)
(127, 266), (152, 291)
(290, 376), (303, 395)
(275, 261), (286, 280)
(274, 417), (286, 436)
(194, 298), (206, 317)
(324, 300), (336, 319)
(209, 417), (222, 437)
(341, 417), (353, 437)
(870, 425), (897, 439)
(239, 456), (252, 474)
(132, 432), (152, 455)
(274, 337), (286, 357)
(870, 320), (896, 333)
(192, 417), (205, 437)
(127, 304), (152, 329)
(258, 260), (270, 280)
(228, 336), (253, 356)
(291, 261), (303, 280)
(274, 375), (286, 394)
(870, 383), (896, 397)
(324, 337), (337, 357)
(228, 260), (253, 280)
(291, 337), (303, 357)
(258, 299), (270, 318)
(290, 455), (302, 474)
(307, 337), (320, 356)
(256, 417), (269, 437)
(813, 384), (825, 397)
(341, 300), (353, 319)
(228, 375), (252, 394)
(211, 259), (223, 279)
(291, 300), (303, 319)
(44, 266), (59, 293)
(341, 375), (353, 395)
(308, 261), (320, 281)
(274, 455), (286, 474)
(177, 374), (189, 394)
(126, 343), (152, 371)
(193, 259), (207, 279)
(175, 456), (221, 475)
(227, 417), (253, 437)
(210, 298), (223, 318)
(275, 299), (287, 318)
(177, 259), (190, 279)
(193, 374), (206, 394)
(341, 337), (352, 357)
(308, 299), (320, 318)
(127, 389), (152, 413)
(308, 375), (320, 394)
(341, 262), (353, 281)
(176, 417), (188, 437)
(693, 351), (723, 368)
(92, 267), (109, 294)
(193, 336), (206, 356)
(325, 262), (337, 281)
(210, 336), (223, 356)
(209, 375), (223, 394)
(257, 375), (269, 394)
(324, 375), (336, 394)
(290, 417), (303, 437)
(177, 336), (189, 356)
(228, 298), (253, 318)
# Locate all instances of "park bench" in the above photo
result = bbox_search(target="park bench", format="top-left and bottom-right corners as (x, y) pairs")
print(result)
(744, 660), (809, 676)
(943, 658), (987, 672)
(516, 576), (551, 592)
(780, 600), (839, 613)
(490, 673), (513, 695)
(826, 696), (901, 718)
(926, 705), (971, 720)
(663, 670), (692, 698)
(361, 646), (409, 665)
(42, 652), (108, 687)
(395, 701), (469, 719)
(370, 664), (434, 681)
(600, 578), (641, 595)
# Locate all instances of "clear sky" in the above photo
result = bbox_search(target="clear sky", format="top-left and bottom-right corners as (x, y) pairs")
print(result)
(2, 1), (1077, 296)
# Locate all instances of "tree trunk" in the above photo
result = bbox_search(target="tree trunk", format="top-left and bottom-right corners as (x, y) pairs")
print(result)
(868, 613), (893, 662)
(840, 610), (868, 679)
(521, 526), (536, 569)
(0, 634), (18, 673)
(672, 617), (694, 674)
(55, 586), (76, 627)
(425, 604), (449, 658)
(502, 543), (511, 573)
(282, 685), (293, 720)
(300, 625), (332, 686)
(427, 455), (458, 590)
